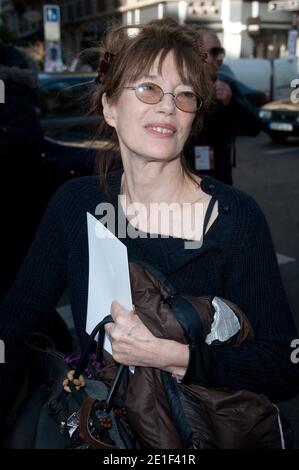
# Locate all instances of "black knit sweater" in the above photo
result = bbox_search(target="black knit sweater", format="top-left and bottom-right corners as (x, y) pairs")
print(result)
(1, 170), (299, 424)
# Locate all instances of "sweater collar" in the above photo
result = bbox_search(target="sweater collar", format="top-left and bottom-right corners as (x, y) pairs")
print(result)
(106, 169), (232, 273)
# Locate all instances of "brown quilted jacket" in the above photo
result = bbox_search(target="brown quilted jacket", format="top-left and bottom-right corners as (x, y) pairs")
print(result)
(98, 262), (283, 449)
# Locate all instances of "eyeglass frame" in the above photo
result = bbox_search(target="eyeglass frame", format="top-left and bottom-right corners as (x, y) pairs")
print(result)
(123, 82), (203, 113)
(207, 47), (226, 57)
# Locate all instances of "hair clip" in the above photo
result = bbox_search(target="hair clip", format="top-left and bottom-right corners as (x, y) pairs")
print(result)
(96, 51), (115, 84)
(199, 51), (208, 63)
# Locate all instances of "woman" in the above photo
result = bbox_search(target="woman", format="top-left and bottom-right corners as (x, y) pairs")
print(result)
(0, 19), (298, 441)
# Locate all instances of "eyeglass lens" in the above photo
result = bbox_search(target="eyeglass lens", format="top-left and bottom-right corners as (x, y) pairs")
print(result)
(208, 47), (225, 57)
(135, 83), (199, 112)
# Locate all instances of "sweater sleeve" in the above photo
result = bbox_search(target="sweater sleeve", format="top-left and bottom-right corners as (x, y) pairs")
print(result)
(210, 193), (299, 401)
(217, 76), (262, 137)
(225, 93), (262, 137)
(0, 184), (68, 428)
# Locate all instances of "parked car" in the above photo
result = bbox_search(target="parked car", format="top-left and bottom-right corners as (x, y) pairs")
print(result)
(37, 72), (99, 138)
(37, 71), (267, 141)
(259, 99), (299, 143)
(224, 57), (297, 101)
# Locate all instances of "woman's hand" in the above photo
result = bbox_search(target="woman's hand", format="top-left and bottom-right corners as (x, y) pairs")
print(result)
(105, 300), (159, 367)
(105, 300), (189, 377)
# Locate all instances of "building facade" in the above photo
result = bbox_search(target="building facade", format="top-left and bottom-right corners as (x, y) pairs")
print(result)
(0, 1), (121, 65)
(0, 0), (297, 62)
(119, 0), (296, 59)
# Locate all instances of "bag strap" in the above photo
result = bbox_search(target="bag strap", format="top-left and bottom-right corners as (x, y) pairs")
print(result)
(105, 364), (126, 408)
(74, 315), (114, 379)
(74, 314), (126, 405)
(75, 315), (128, 448)
(203, 196), (217, 237)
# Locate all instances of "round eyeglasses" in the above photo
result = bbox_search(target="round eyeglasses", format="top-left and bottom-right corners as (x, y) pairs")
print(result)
(123, 82), (203, 113)
(207, 47), (226, 57)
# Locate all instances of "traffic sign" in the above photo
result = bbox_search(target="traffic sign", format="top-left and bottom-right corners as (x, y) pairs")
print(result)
(44, 5), (60, 23)
(43, 5), (61, 41)
(268, 1), (299, 11)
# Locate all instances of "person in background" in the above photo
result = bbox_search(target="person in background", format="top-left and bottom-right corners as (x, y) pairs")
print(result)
(185, 30), (261, 185)
(0, 43), (44, 298)
(0, 44), (72, 352)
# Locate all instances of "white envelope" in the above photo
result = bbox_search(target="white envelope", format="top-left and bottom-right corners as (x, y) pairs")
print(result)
(86, 212), (133, 354)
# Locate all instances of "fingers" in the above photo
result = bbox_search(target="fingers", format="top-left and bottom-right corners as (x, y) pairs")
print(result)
(215, 80), (230, 89)
(106, 300), (132, 339)
(106, 301), (139, 352)
(110, 300), (135, 322)
(105, 322), (113, 336)
(111, 300), (128, 318)
(215, 81), (231, 95)
(215, 79), (224, 92)
(215, 81), (232, 106)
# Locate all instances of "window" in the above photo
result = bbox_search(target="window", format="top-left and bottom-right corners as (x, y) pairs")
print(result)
(68, 4), (74, 21)
(38, 76), (93, 118)
(85, 0), (93, 16)
(76, 1), (83, 18)
(97, 0), (107, 12)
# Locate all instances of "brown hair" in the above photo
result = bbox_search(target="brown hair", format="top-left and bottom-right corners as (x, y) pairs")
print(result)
(89, 18), (214, 191)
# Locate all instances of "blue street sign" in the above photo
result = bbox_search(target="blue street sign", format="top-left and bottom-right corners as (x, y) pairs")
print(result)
(43, 5), (61, 41)
(44, 5), (60, 23)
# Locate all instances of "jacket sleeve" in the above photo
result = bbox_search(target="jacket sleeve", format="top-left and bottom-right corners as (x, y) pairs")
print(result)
(226, 92), (262, 137)
(0, 185), (68, 429)
(218, 77), (262, 137)
(210, 194), (299, 401)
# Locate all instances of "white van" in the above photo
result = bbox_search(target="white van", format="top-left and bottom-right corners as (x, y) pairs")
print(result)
(224, 57), (298, 100)
(224, 58), (271, 96)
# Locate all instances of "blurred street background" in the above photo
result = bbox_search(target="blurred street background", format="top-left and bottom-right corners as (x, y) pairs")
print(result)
(235, 133), (299, 448)
(1, 0), (299, 448)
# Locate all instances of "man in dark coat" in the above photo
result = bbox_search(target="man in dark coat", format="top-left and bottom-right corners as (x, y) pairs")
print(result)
(185, 31), (262, 185)
(0, 44), (45, 297)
